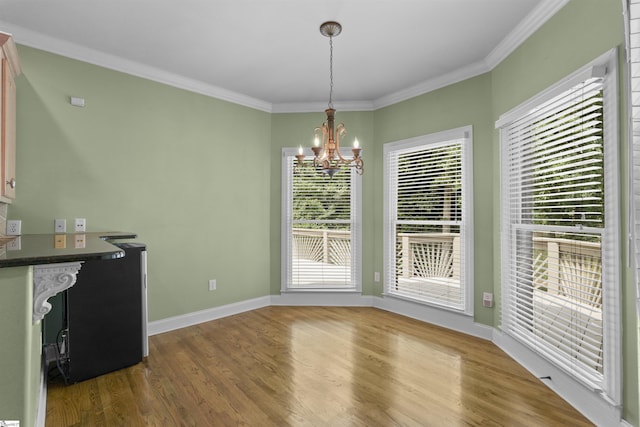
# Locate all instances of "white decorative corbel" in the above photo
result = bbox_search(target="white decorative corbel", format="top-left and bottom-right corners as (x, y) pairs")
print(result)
(33, 262), (83, 323)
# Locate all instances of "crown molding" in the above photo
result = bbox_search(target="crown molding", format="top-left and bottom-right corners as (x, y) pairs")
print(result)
(484, 0), (570, 68)
(272, 100), (375, 114)
(0, 1), (567, 114)
(369, 0), (569, 109)
(0, 21), (273, 113)
(372, 60), (491, 109)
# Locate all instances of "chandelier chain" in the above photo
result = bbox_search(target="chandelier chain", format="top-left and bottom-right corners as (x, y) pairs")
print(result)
(328, 35), (334, 109)
(293, 21), (363, 176)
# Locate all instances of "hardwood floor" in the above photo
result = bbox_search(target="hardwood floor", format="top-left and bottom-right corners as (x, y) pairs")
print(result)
(46, 306), (593, 426)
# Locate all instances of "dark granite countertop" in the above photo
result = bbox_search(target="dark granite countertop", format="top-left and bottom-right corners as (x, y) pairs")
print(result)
(0, 231), (137, 267)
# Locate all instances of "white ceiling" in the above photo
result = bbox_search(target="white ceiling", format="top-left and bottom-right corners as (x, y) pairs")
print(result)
(0, 0), (566, 112)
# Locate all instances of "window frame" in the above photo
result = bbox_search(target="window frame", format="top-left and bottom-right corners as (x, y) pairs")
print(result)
(625, 0), (640, 316)
(281, 147), (362, 292)
(383, 126), (474, 314)
(497, 49), (620, 404)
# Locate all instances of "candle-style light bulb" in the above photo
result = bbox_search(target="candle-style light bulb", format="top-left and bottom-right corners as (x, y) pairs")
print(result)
(314, 136), (320, 147)
(298, 145), (303, 155)
(353, 138), (360, 149)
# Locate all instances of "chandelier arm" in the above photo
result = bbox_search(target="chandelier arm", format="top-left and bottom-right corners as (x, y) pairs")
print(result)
(333, 124), (350, 162)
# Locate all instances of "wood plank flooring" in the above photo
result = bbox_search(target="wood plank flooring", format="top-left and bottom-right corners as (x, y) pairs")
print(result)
(46, 306), (594, 426)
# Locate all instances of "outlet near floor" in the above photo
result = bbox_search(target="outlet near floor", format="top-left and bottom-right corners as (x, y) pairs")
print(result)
(208, 279), (217, 291)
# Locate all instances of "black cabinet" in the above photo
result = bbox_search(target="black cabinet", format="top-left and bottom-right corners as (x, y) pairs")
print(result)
(66, 243), (147, 383)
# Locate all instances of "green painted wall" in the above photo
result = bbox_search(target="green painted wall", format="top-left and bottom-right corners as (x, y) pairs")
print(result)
(490, 0), (637, 424)
(0, 0), (637, 425)
(270, 1), (638, 423)
(0, 266), (38, 427)
(11, 46), (272, 321)
(372, 73), (495, 326)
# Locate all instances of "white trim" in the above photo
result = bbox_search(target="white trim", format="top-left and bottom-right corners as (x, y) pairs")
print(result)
(272, 100), (375, 114)
(1, 0), (564, 114)
(485, 0), (570, 70)
(286, 0), (569, 110)
(281, 147), (362, 293)
(374, 295), (493, 340)
(383, 126), (473, 152)
(492, 331), (623, 427)
(383, 126), (474, 315)
(600, 47), (622, 404)
(36, 357), (47, 427)
(149, 293), (490, 339)
(272, 292), (373, 306)
(372, 60), (491, 109)
(147, 296), (271, 336)
(0, 21), (272, 113)
(495, 50), (611, 128)
(622, 0), (640, 316)
(281, 148), (292, 292)
(41, 294), (633, 427)
(284, 0), (569, 111)
(498, 48), (622, 405)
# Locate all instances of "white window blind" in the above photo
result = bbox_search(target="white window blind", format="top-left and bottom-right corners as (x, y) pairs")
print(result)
(627, 0), (640, 315)
(384, 127), (473, 313)
(498, 53), (620, 403)
(282, 149), (361, 290)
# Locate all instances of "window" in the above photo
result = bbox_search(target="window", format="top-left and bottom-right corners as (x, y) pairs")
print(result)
(281, 148), (361, 291)
(384, 127), (473, 313)
(497, 50), (620, 403)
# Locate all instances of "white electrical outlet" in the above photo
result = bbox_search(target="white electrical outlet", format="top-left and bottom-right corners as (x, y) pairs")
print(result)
(208, 279), (217, 291)
(6, 236), (21, 250)
(374, 272), (380, 282)
(483, 292), (494, 308)
(74, 234), (86, 249)
(54, 218), (67, 233)
(74, 218), (86, 232)
(6, 220), (21, 236)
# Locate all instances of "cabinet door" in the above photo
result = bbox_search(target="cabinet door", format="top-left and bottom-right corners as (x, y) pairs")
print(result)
(1, 58), (15, 200)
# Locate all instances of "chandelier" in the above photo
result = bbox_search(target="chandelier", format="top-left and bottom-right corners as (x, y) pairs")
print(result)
(296, 21), (363, 177)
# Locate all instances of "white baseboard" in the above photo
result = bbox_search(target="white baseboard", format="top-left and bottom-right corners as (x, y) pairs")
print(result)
(492, 331), (624, 427)
(134, 294), (635, 427)
(271, 291), (374, 306)
(373, 295), (494, 340)
(148, 296), (271, 336)
(36, 358), (47, 427)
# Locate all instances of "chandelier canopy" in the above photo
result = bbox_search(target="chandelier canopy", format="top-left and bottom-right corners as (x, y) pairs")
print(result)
(296, 21), (363, 177)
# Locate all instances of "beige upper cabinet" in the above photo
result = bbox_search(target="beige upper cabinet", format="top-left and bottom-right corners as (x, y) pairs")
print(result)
(0, 32), (21, 202)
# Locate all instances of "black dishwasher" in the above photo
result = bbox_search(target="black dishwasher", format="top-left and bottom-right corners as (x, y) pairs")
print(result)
(65, 242), (147, 383)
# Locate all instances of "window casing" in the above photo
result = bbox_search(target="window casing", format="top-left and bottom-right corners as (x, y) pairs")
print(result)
(281, 148), (361, 291)
(497, 50), (620, 403)
(625, 0), (640, 316)
(383, 127), (474, 313)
